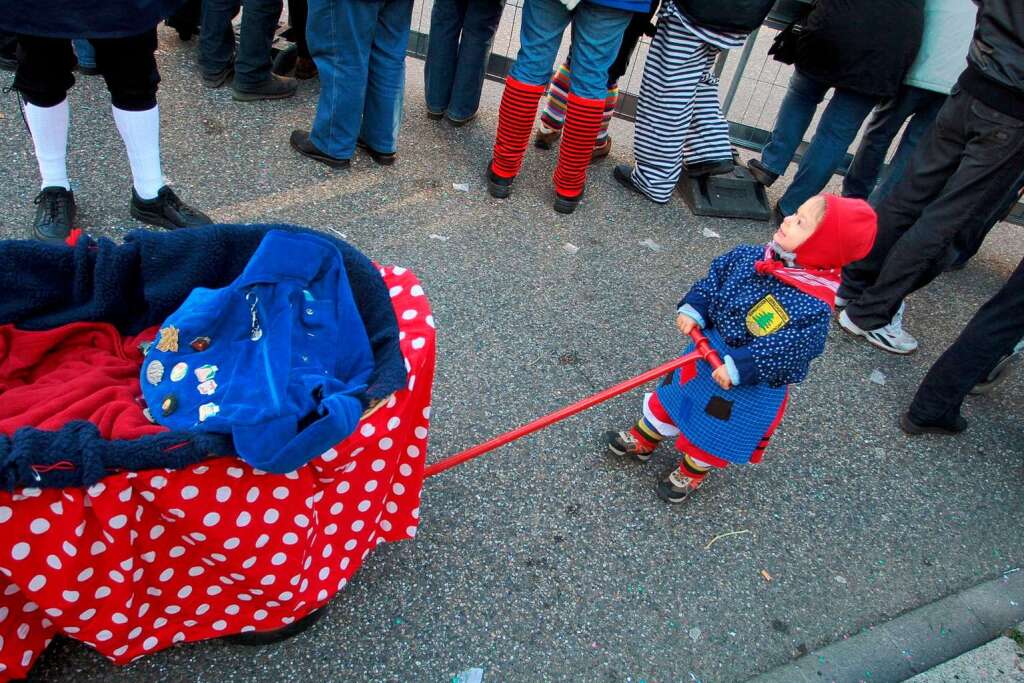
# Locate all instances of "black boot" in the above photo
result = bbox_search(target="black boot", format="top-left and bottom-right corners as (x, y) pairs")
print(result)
(130, 186), (212, 230)
(232, 74), (298, 102)
(486, 163), (513, 199)
(356, 139), (396, 166)
(746, 159), (779, 187)
(32, 186), (76, 243)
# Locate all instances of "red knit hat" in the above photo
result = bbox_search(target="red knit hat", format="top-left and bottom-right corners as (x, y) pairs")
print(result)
(793, 194), (878, 270)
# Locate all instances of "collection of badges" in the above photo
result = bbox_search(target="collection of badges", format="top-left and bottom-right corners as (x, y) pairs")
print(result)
(140, 326), (221, 425)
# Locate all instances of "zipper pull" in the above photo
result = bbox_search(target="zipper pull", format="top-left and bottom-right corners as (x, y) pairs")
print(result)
(245, 290), (263, 341)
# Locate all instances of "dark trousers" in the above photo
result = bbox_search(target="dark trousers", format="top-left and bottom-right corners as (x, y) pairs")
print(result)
(13, 30), (160, 110)
(842, 84), (945, 202)
(840, 88), (1024, 330)
(286, 0), (310, 59)
(952, 168), (1024, 267)
(606, 1), (659, 85)
(199, 0), (283, 88)
(907, 255), (1024, 427)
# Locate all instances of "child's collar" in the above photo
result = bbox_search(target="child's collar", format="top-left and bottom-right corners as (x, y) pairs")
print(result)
(768, 241), (798, 267)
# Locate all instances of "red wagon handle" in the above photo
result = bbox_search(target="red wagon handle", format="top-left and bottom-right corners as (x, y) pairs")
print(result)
(424, 329), (723, 478)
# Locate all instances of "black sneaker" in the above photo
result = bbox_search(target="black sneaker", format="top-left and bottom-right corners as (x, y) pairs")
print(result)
(613, 164), (645, 197)
(356, 139), (396, 166)
(32, 186), (76, 243)
(486, 163), (513, 199)
(899, 412), (967, 436)
(202, 64), (234, 89)
(656, 467), (707, 504)
(747, 159), (779, 187)
(130, 186), (212, 230)
(684, 158), (734, 177)
(232, 74), (297, 101)
(604, 430), (654, 463)
(290, 130), (350, 168)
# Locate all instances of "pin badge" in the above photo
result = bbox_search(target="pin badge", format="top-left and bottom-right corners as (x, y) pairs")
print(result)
(142, 408), (155, 424)
(145, 360), (165, 385)
(160, 395), (178, 417)
(195, 364), (218, 382)
(190, 336), (211, 352)
(155, 326), (180, 353)
(198, 402), (220, 422)
(197, 379), (218, 396)
(170, 362), (188, 382)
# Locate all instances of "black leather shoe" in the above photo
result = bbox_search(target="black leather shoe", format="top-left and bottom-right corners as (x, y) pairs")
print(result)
(131, 186), (212, 230)
(33, 186), (76, 243)
(356, 139), (396, 166)
(486, 163), (513, 199)
(747, 158), (779, 187)
(684, 158), (734, 177)
(232, 74), (298, 101)
(553, 188), (584, 214)
(899, 412), (967, 436)
(290, 130), (350, 168)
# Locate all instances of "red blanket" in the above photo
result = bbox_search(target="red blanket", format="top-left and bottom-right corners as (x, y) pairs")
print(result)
(0, 322), (165, 440)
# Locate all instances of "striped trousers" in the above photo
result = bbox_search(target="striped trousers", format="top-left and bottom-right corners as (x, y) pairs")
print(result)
(631, 14), (733, 203)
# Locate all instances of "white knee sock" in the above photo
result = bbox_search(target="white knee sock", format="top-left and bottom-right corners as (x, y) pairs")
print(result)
(112, 105), (164, 200)
(24, 99), (71, 191)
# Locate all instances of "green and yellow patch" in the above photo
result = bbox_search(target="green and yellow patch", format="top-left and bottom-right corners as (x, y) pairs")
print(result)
(746, 294), (790, 336)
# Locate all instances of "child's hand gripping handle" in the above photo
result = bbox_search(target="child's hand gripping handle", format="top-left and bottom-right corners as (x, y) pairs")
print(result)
(688, 329), (723, 370)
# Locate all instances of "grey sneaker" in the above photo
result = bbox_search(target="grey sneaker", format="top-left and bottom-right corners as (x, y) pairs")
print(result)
(656, 467), (707, 504)
(970, 344), (1023, 395)
(838, 304), (918, 355)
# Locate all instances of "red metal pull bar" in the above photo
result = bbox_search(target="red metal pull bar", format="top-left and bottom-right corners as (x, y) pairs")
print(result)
(423, 329), (723, 478)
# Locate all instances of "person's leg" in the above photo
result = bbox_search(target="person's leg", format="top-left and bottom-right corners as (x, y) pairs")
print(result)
(13, 35), (77, 241)
(233, 0), (285, 90)
(839, 93), (968, 304)
(952, 168), (1024, 267)
(290, 0), (311, 59)
(605, 392), (679, 461)
(906, 255), (1024, 431)
(630, 11), (708, 203)
(777, 86), (877, 214)
(845, 91), (1024, 331)
(551, 3), (629, 209)
(446, 0), (504, 122)
(13, 35), (75, 191)
(869, 91), (946, 206)
(307, 0), (375, 160)
(757, 69), (828, 176)
(681, 54), (733, 170)
(198, 0), (239, 79)
(843, 87), (925, 199)
(489, 0), (571, 183)
(537, 59), (572, 137)
(94, 29), (212, 228)
(360, 0), (415, 155)
(423, 0), (467, 117)
(72, 39), (97, 71)
(606, 2), (656, 85)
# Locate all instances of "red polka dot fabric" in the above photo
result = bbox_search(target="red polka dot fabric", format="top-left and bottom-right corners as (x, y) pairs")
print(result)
(0, 266), (434, 680)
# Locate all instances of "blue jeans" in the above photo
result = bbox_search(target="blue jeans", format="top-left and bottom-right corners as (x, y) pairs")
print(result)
(199, 0), (283, 88)
(424, 0), (504, 121)
(308, 0), (413, 158)
(842, 85), (945, 203)
(509, 0), (630, 101)
(761, 69), (878, 214)
(72, 39), (95, 69)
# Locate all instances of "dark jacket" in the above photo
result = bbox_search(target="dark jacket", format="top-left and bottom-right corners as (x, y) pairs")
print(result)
(957, 0), (1024, 119)
(0, 0), (186, 38)
(794, 0), (925, 99)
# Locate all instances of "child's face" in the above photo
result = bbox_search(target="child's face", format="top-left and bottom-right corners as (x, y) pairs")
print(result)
(773, 197), (825, 253)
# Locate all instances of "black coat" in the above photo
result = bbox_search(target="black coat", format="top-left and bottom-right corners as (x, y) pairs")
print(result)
(0, 0), (187, 39)
(794, 0), (925, 99)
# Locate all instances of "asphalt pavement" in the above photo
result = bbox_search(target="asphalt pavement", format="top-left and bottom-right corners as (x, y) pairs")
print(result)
(1, 28), (1022, 683)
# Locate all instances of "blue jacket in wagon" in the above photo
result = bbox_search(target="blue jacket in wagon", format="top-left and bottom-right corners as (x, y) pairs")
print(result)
(140, 230), (375, 474)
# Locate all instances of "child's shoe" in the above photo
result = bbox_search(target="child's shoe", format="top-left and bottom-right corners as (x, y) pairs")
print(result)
(656, 467), (707, 504)
(604, 430), (655, 462)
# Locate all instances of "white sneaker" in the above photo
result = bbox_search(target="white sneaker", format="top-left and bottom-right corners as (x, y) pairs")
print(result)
(838, 304), (918, 355)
